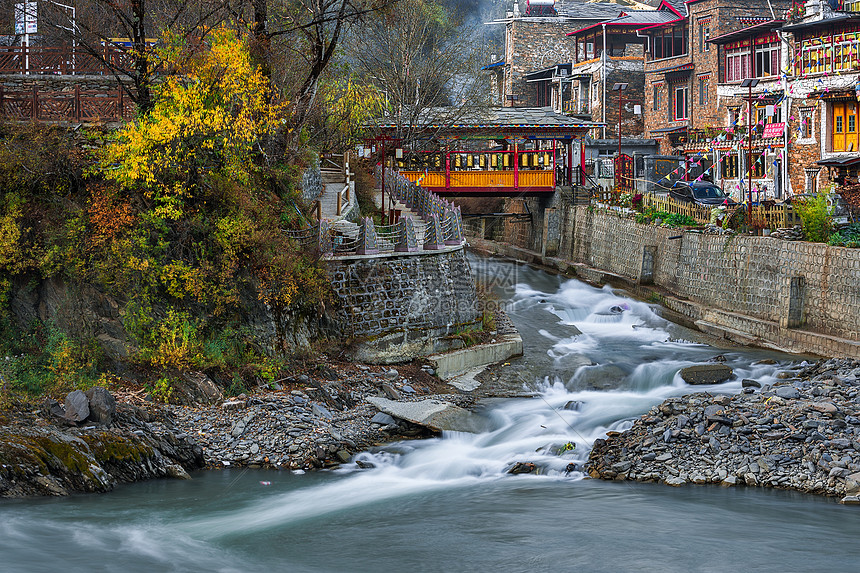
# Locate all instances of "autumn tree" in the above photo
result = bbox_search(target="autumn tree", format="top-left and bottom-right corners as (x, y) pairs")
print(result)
(344, 0), (491, 146)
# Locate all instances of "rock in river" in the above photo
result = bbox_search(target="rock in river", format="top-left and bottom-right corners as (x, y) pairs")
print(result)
(679, 364), (733, 385)
(366, 397), (487, 433)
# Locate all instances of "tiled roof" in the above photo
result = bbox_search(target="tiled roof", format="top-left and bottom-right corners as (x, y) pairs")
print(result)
(556, 1), (625, 18)
(375, 107), (601, 129)
(605, 10), (678, 25)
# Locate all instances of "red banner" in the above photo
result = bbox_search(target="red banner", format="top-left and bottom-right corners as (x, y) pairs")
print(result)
(762, 122), (785, 138)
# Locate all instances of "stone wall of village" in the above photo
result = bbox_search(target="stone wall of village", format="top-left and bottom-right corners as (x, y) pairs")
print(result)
(484, 199), (860, 357)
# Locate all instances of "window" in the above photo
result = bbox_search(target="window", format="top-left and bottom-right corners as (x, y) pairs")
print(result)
(726, 46), (751, 82)
(756, 104), (781, 127)
(728, 107), (740, 128)
(653, 82), (663, 111)
(698, 76), (708, 106)
(673, 86), (689, 120)
(747, 152), (765, 179)
(832, 102), (860, 152)
(650, 25), (688, 60)
(699, 21), (711, 52)
(722, 152), (738, 178)
(801, 108), (814, 139)
(754, 42), (781, 77)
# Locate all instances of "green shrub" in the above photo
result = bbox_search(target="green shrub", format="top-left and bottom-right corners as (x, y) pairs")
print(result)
(828, 223), (860, 247)
(794, 193), (833, 243)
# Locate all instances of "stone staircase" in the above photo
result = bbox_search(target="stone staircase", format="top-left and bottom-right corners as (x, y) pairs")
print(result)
(377, 190), (427, 245)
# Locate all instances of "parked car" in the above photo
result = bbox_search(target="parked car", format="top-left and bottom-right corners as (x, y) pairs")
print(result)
(785, 193), (854, 226)
(669, 182), (738, 206)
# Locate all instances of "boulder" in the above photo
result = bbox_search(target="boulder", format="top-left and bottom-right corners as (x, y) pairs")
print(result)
(85, 387), (116, 425)
(508, 462), (537, 474)
(679, 364), (733, 385)
(775, 386), (800, 399)
(64, 390), (90, 423)
(366, 397), (487, 433)
(171, 372), (223, 405)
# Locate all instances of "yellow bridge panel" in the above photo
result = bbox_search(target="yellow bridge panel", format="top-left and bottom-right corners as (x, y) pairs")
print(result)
(449, 171), (515, 187)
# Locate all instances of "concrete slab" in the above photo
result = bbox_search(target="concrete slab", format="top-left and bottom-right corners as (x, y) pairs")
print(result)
(366, 397), (488, 433)
(429, 334), (524, 380)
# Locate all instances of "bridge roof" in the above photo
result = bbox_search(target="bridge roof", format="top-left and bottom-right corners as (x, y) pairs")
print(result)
(374, 107), (601, 138)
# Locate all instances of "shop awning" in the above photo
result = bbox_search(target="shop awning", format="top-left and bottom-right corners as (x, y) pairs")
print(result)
(650, 125), (688, 134)
(817, 155), (860, 167)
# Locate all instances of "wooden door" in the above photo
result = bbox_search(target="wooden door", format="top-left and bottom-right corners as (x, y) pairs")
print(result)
(848, 102), (860, 152)
(833, 102), (846, 151)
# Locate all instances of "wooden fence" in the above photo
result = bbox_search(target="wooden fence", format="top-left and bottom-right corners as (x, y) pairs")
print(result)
(596, 189), (803, 229)
(0, 86), (135, 122)
(0, 45), (131, 75)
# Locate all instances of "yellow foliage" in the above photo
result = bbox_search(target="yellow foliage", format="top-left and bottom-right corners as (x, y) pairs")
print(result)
(97, 26), (288, 203)
(322, 77), (386, 146)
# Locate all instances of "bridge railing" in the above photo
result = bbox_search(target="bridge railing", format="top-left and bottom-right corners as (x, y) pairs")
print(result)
(0, 86), (135, 122)
(0, 45), (132, 75)
(380, 166), (465, 247)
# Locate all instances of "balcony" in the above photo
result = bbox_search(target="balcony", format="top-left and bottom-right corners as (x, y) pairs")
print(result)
(563, 101), (591, 116)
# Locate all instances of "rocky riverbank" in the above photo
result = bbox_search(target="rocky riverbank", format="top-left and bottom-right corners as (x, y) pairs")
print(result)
(163, 362), (478, 471)
(0, 393), (203, 497)
(586, 358), (860, 503)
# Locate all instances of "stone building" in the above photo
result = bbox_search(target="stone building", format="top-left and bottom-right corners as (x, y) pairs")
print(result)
(779, 0), (860, 197)
(482, 0), (625, 108)
(635, 0), (791, 197)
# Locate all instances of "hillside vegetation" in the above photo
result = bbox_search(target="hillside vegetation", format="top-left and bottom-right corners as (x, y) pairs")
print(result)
(0, 29), (333, 405)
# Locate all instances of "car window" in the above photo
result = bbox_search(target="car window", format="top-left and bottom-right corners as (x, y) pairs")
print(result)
(692, 186), (725, 199)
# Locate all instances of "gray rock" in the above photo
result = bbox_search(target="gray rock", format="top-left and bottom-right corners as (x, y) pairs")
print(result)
(775, 386), (800, 399)
(742, 379), (762, 388)
(222, 400), (246, 411)
(401, 385), (416, 394)
(367, 397), (487, 433)
(655, 453), (673, 462)
(166, 464), (191, 480)
(371, 412), (397, 425)
(679, 364), (733, 385)
(84, 387), (116, 425)
(383, 369), (399, 381)
(64, 390), (90, 423)
(381, 383), (401, 401)
(312, 404), (333, 420)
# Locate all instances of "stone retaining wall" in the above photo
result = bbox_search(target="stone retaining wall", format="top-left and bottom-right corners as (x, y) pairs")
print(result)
(480, 201), (860, 357)
(327, 247), (480, 361)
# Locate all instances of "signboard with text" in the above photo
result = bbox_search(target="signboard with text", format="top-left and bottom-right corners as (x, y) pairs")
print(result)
(762, 122), (785, 138)
(14, 2), (37, 34)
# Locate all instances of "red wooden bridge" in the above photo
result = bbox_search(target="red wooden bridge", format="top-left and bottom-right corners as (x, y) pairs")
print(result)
(372, 107), (601, 197)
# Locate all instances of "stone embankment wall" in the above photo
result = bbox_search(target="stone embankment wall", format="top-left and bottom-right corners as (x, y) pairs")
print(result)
(472, 200), (860, 357)
(327, 247), (480, 362)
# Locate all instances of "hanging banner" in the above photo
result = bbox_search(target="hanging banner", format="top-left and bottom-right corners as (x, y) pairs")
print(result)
(762, 122), (785, 138)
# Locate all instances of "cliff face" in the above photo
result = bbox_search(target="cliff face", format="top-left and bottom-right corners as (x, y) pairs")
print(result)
(0, 404), (204, 497)
(8, 273), (339, 368)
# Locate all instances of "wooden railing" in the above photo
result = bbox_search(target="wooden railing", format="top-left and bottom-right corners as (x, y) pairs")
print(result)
(643, 193), (715, 223)
(0, 86), (135, 122)
(642, 194), (801, 227)
(0, 45), (132, 75)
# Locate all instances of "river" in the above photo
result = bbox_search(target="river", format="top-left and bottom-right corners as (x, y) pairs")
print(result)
(3, 255), (860, 573)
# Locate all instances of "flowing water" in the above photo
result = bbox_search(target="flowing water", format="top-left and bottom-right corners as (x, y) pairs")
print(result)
(4, 256), (860, 572)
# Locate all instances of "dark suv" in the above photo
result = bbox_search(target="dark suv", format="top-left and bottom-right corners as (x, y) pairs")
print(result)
(669, 182), (738, 206)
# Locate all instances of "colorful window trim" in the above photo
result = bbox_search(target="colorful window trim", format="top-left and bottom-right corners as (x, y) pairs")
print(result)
(799, 33), (860, 75)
